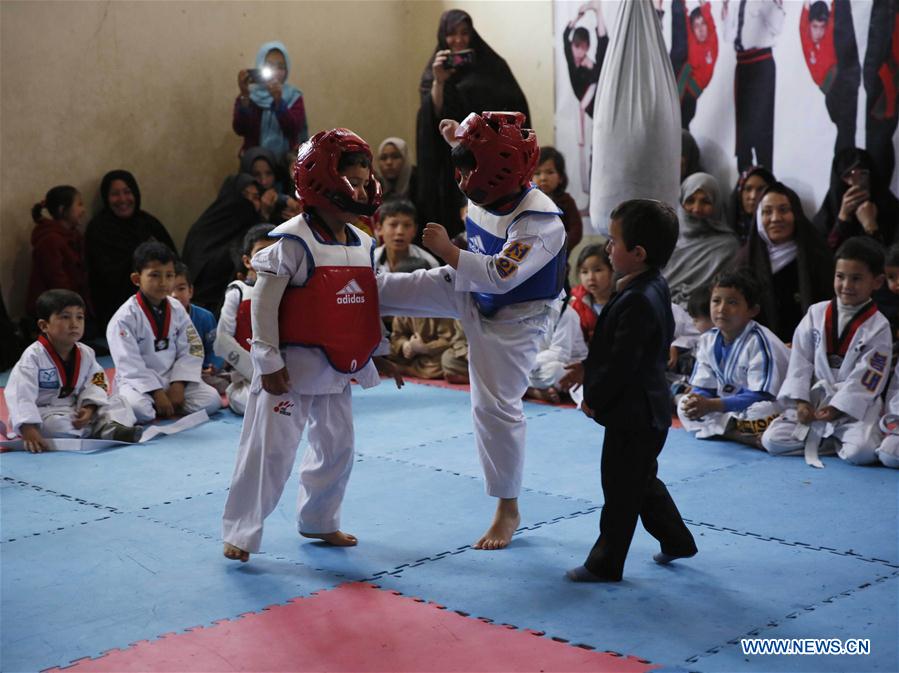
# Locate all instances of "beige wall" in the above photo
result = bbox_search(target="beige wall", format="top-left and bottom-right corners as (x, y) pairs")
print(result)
(0, 0), (554, 318)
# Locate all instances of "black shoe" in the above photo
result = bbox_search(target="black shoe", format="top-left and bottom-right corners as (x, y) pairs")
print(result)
(653, 550), (697, 565)
(565, 565), (621, 582)
(99, 422), (143, 443)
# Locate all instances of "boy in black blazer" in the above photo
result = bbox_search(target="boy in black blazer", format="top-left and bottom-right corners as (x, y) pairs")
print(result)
(561, 199), (697, 582)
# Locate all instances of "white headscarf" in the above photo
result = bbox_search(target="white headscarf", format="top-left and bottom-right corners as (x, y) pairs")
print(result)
(755, 204), (798, 274)
(374, 137), (413, 200)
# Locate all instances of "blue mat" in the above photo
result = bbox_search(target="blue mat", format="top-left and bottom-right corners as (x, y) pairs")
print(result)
(139, 451), (591, 581)
(0, 512), (343, 673)
(696, 573), (899, 672)
(2, 380), (898, 673)
(372, 514), (898, 671)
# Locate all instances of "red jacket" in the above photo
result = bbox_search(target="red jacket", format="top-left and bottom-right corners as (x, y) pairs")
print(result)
(875, 14), (899, 120)
(686, 3), (718, 91)
(26, 218), (90, 316)
(232, 95), (308, 155)
(800, 4), (837, 92)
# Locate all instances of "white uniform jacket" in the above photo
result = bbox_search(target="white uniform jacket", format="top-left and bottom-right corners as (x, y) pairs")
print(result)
(6, 340), (111, 433)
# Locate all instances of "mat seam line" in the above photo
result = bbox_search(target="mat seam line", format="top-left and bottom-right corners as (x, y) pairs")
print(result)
(681, 570), (899, 664)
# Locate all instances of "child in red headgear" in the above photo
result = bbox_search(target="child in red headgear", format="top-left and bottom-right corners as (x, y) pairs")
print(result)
(222, 128), (401, 562)
(378, 111), (568, 550)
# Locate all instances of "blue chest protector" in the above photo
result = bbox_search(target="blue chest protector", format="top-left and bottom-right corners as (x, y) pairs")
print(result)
(465, 186), (567, 316)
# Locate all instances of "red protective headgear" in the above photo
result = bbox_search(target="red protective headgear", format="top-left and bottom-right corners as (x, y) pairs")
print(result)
(454, 111), (538, 205)
(293, 128), (382, 217)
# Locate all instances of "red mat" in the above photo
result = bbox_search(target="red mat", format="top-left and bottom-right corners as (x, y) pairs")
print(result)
(49, 583), (658, 672)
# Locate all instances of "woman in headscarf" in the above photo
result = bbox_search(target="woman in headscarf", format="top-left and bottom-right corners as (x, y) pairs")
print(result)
(741, 182), (833, 342)
(239, 146), (301, 225)
(233, 41), (308, 167)
(85, 170), (176, 326)
(814, 147), (899, 249)
(416, 9), (530, 238)
(181, 174), (263, 314)
(663, 172), (740, 307)
(726, 165), (776, 245)
(374, 137), (418, 203)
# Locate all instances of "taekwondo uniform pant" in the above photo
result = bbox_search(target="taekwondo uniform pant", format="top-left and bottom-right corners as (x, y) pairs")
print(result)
(40, 395), (137, 438)
(379, 267), (549, 498)
(761, 406), (882, 465)
(222, 385), (354, 553)
(119, 380), (221, 423)
(677, 399), (780, 440)
(226, 379), (251, 416)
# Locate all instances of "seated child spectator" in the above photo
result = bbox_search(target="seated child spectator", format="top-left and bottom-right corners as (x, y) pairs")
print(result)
(214, 224), (277, 414)
(879, 243), (899, 345)
(389, 258), (460, 379)
(6, 290), (140, 452)
(569, 243), (613, 343)
(875, 359), (899, 468)
(106, 242), (222, 423)
(761, 237), (892, 465)
(171, 262), (227, 393)
(440, 319), (470, 384)
(533, 147), (583, 254)
(667, 287), (710, 395)
(526, 303), (588, 404)
(374, 199), (439, 273)
(26, 186), (91, 324)
(678, 270), (790, 447)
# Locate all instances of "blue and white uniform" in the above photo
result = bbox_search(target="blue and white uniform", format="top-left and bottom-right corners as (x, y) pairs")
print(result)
(761, 300), (892, 465)
(222, 215), (385, 554)
(378, 186), (566, 497)
(678, 320), (789, 438)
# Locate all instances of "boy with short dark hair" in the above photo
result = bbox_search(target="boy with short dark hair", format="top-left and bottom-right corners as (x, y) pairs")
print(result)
(378, 111), (568, 550)
(374, 199), (439, 274)
(561, 198), (697, 582)
(106, 242), (222, 423)
(214, 224), (277, 415)
(171, 261), (224, 375)
(678, 269), (789, 447)
(222, 129), (400, 562)
(6, 289), (139, 452)
(762, 237), (892, 466)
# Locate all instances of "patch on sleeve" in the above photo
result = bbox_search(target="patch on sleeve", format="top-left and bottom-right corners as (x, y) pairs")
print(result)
(503, 241), (532, 263)
(186, 325), (205, 358)
(90, 371), (108, 392)
(495, 257), (519, 279)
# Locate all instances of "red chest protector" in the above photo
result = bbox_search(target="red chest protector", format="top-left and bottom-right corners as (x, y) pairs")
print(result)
(228, 280), (255, 353)
(275, 218), (381, 373)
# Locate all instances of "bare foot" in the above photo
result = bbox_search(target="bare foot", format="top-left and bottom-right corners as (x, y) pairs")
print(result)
(300, 530), (358, 546)
(223, 542), (249, 562)
(473, 498), (520, 550)
(525, 386), (561, 404)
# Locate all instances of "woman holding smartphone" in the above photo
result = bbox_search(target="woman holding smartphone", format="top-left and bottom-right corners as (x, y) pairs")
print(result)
(814, 147), (899, 250)
(233, 41), (308, 166)
(415, 9), (531, 241)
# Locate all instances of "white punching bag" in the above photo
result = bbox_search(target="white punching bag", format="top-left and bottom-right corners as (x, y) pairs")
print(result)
(589, 0), (681, 235)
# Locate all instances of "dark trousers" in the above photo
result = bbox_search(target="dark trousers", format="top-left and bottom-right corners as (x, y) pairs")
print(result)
(584, 424), (697, 580)
(735, 52), (776, 171)
(826, 0), (860, 155)
(863, 0), (898, 184)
